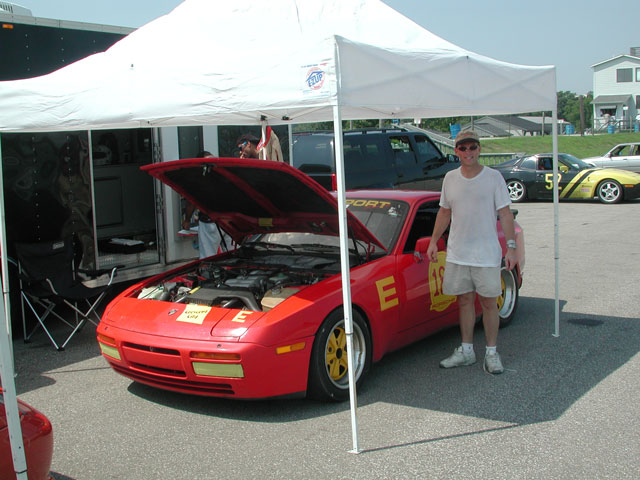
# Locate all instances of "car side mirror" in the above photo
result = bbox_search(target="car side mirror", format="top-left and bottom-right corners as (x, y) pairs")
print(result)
(447, 153), (459, 163)
(414, 237), (445, 262)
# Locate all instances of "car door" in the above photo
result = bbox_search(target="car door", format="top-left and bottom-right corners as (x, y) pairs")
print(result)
(627, 143), (640, 173)
(532, 156), (575, 199)
(602, 145), (640, 170)
(395, 200), (458, 337)
(411, 134), (450, 190)
(389, 135), (424, 189)
(618, 144), (640, 172)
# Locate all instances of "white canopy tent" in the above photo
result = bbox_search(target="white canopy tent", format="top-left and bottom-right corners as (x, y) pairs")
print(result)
(0, 0), (560, 472)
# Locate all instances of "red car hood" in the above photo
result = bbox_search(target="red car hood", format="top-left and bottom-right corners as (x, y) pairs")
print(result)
(142, 158), (384, 248)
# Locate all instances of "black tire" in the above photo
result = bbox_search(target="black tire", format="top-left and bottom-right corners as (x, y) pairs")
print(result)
(497, 267), (519, 327)
(596, 179), (623, 204)
(506, 180), (527, 202)
(308, 309), (372, 402)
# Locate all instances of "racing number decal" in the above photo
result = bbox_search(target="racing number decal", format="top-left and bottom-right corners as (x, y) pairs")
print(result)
(428, 252), (457, 312)
(545, 173), (562, 190)
(231, 310), (254, 323)
(376, 276), (399, 311)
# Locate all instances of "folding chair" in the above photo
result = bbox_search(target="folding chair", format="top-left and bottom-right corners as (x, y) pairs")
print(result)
(14, 237), (119, 351)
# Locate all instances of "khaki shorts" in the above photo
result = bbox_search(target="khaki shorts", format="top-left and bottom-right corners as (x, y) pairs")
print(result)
(442, 262), (501, 298)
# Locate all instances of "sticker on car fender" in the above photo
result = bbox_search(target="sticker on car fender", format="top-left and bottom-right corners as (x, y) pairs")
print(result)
(176, 304), (212, 324)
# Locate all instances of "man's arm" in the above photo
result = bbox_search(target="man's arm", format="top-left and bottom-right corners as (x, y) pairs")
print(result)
(497, 205), (517, 271)
(182, 200), (196, 230)
(426, 207), (451, 262)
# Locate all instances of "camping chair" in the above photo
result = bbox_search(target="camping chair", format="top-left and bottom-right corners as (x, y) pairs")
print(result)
(13, 237), (119, 351)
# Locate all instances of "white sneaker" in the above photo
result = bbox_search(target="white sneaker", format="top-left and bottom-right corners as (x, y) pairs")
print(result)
(484, 352), (504, 374)
(440, 346), (476, 368)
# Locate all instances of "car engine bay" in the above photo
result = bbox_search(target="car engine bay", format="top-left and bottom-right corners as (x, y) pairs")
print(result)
(134, 253), (340, 312)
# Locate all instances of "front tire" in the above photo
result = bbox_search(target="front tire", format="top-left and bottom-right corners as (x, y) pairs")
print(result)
(308, 309), (372, 402)
(497, 267), (519, 327)
(597, 179), (623, 204)
(506, 180), (527, 202)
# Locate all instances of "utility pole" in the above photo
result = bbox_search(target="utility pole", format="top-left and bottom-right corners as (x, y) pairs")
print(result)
(579, 95), (585, 136)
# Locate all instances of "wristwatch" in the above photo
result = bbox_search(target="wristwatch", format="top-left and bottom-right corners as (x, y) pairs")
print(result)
(506, 239), (517, 249)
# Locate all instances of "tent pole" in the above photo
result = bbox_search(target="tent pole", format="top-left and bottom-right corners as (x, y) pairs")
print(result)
(0, 134), (29, 478)
(332, 37), (360, 454)
(333, 104), (360, 454)
(551, 110), (560, 337)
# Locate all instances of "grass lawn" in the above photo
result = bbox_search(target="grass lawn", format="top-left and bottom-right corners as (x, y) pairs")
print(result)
(479, 131), (640, 158)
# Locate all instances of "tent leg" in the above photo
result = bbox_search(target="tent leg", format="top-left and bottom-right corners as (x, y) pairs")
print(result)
(551, 110), (560, 337)
(0, 134), (29, 478)
(332, 105), (360, 454)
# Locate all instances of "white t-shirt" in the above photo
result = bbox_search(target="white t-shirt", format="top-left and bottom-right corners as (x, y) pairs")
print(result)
(439, 166), (511, 267)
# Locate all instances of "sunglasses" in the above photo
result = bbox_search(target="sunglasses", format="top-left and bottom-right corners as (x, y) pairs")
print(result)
(237, 141), (249, 151)
(457, 144), (479, 152)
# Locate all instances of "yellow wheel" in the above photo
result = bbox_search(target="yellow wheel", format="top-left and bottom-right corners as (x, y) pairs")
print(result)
(308, 309), (372, 401)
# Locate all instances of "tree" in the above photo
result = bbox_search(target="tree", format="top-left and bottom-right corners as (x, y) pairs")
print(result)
(557, 90), (593, 130)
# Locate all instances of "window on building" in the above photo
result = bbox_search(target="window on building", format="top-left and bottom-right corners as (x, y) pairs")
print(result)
(636, 95), (640, 109)
(617, 68), (632, 82)
(636, 68), (640, 82)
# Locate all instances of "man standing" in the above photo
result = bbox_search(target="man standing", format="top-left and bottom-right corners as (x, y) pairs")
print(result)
(426, 130), (517, 374)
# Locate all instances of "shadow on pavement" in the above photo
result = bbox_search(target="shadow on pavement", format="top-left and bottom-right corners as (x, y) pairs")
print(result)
(116, 296), (639, 431)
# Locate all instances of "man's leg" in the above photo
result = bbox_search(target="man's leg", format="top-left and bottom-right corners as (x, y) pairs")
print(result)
(440, 291), (477, 368)
(478, 294), (504, 374)
(478, 294), (499, 347)
(458, 291), (477, 344)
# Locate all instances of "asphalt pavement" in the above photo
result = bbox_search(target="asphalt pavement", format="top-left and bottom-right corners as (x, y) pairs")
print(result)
(9, 199), (640, 480)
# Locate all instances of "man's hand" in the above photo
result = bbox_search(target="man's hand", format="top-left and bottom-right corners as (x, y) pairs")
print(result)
(504, 248), (517, 271)
(426, 240), (439, 263)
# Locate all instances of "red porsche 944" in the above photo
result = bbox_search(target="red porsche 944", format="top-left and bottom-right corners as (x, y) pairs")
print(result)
(97, 158), (522, 401)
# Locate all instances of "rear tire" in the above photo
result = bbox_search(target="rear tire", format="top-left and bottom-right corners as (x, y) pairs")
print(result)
(308, 309), (372, 402)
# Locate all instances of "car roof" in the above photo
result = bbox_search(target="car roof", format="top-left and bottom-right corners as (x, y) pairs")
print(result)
(293, 127), (411, 136)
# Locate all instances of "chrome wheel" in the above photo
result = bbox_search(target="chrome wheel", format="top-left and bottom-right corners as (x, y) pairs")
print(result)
(597, 180), (622, 204)
(497, 267), (519, 327)
(506, 180), (526, 202)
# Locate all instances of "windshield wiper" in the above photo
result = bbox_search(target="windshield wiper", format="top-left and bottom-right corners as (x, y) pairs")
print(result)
(291, 243), (340, 252)
(242, 241), (295, 253)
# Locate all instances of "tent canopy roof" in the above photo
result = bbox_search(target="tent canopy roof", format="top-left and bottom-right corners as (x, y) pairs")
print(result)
(0, 0), (556, 133)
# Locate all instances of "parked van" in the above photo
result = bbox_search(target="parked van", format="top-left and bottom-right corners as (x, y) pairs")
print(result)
(291, 128), (458, 190)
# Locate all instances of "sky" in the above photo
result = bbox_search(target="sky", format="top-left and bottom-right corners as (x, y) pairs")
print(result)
(7, 0), (639, 95)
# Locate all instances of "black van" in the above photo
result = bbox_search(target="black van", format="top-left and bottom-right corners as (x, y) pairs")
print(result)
(291, 128), (459, 191)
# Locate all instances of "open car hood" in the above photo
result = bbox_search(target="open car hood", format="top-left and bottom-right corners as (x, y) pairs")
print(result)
(142, 158), (384, 248)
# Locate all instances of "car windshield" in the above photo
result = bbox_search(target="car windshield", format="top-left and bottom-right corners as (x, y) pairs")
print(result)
(248, 198), (409, 257)
(561, 154), (592, 170)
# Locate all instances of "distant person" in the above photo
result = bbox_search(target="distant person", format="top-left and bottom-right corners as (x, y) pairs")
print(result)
(182, 150), (232, 258)
(426, 130), (517, 375)
(236, 134), (260, 159)
(237, 130), (284, 161)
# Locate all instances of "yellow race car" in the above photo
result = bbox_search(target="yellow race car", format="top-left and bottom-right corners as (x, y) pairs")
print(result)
(491, 153), (640, 204)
